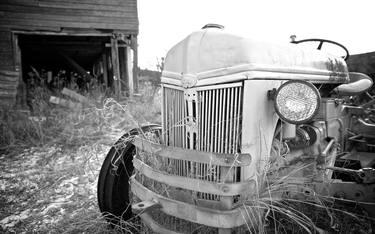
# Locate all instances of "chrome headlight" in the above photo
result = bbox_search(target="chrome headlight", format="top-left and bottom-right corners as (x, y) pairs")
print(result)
(274, 80), (320, 124)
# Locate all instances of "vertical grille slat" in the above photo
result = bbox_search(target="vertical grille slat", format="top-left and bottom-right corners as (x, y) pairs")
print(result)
(217, 89), (223, 153)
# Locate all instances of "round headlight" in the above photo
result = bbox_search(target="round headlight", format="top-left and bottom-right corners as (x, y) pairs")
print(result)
(275, 80), (320, 124)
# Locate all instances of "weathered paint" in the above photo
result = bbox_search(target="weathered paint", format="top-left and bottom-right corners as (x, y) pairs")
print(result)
(162, 27), (349, 87)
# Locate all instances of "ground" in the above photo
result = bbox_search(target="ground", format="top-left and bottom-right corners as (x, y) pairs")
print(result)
(0, 85), (374, 233)
(0, 85), (161, 233)
(0, 144), (110, 233)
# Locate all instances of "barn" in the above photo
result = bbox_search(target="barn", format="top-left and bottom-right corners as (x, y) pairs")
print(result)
(0, 0), (139, 108)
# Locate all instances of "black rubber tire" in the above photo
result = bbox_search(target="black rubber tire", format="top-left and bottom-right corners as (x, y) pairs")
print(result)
(97, 124), (161, 224)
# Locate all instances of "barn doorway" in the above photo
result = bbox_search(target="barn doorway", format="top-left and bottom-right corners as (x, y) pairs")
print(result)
(16, 33), (133, 109)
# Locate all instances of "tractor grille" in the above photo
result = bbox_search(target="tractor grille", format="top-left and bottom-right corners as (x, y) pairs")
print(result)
(197, 84), (243, 154)
(161, 83), (243, 197)
(162, 83), (243, 154)
(138, 83), (243, 205)
(135, 83), (245, 232)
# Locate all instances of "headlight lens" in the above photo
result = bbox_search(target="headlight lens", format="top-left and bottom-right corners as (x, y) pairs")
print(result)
(275, 80), (320, 124)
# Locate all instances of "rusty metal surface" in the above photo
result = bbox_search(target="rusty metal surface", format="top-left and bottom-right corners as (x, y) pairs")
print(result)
(131, 178), (249, 229)
(161, 28), (349, 87)
(133, 158), (255, 196)
(140, 213), (182, 234)
(133, 137), (251, 167)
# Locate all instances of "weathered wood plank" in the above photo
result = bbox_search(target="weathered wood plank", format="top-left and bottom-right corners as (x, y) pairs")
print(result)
(61, 88), (92, 106)
(49, 96), (82, 109)
(1, 12), (137, 25)
(131, 35), (138, 93)
(0, 0), (38, 7)
(0, 21), (60, 31)
(38, 1), (136, 12)
(0, 89), (17, 97)
(0, 50), (12, 57)
(0, 0), (135, 7)
(0, 56), (14, 68)
(0, 70), (19, 98)
(38, 0), (137, 7)
(0, 31), (11, 41)
(0, 83), (18, 90)
(0, 18), (137, 31)
(102, 53), (108, 87)
(0, 70), (18, 77)
(0, 4), (137, 18)
(111, 38), (121, 99)
(0, 97), (16, 107)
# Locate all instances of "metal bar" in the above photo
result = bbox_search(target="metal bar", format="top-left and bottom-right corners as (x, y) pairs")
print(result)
(110, 37), (120, 99)
(131, 178), (250, 229)
(140, 213), (182, 234)
(206, 90), (212, 152)
(321, 138), (335, 157)
(210, 90), (215, 153)
(214, 89), (220, 152)
(195, 82), (243, 91)
(177, 89), (181, 147)
(218, 88), (223, 153)
(225, 88), (230, 154)
(228, 87), (234, 154)
(233, 87), (240, 152)
(133, 137), (251, 166)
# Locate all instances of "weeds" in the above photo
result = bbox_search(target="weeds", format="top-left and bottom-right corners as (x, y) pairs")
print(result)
(0, 84), (161, 233)
(1, 83), (374, 233)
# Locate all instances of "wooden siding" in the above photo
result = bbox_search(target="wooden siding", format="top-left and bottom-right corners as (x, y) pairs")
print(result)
(0, 30), (16, 106)
(0, 31), (13, 71)
(0, 70), (19, 106)
(0, 0), (138, 107)
(0, 0), (138, 33)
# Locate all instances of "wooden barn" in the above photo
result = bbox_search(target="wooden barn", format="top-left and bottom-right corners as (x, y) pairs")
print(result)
(0, 0), (139, 108)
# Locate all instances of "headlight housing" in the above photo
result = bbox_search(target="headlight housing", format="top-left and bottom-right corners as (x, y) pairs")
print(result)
(274, 80), (320, 124)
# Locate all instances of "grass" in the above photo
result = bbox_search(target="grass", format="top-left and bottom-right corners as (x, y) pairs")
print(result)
(0, 84), (161, 233)
(1, 84), (374, 233)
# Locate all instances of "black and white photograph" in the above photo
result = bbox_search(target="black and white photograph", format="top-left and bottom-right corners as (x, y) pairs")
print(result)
(0, 0), (374, 233)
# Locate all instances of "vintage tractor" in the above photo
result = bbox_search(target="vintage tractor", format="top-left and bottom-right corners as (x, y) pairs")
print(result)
(97, 24), (375, 233)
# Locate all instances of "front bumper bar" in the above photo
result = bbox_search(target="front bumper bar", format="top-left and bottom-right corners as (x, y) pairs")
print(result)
(131, 177), (250, 229)
(131, 136), (255, 230)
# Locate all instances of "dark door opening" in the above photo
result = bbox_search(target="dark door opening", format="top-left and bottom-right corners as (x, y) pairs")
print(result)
(18, 34), (112, 92)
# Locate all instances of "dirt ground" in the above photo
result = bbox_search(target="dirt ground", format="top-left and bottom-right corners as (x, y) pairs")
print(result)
(0, 143), (115, 233)
(0, 85), (374, 233)
(0, 85), (161, 233)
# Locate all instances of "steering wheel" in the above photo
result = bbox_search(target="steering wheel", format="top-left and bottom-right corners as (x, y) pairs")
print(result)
(291, 38), (350, 61)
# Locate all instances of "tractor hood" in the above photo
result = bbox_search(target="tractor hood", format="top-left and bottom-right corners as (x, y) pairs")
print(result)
(161, 27), (349, 88)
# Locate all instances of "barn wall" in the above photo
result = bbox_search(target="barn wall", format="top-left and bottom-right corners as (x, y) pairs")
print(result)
(0, 0), (138, 107)
(0, 30), (18, 106)
(0, 0), (138, 33)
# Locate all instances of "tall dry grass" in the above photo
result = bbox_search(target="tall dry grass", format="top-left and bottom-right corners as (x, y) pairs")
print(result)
(0, 84), (161, 233)
(1, 83), (373, 233)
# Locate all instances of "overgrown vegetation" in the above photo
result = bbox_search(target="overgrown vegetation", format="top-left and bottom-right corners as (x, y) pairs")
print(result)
(1, 79), (374, 233)
(0, 81), (160, 233)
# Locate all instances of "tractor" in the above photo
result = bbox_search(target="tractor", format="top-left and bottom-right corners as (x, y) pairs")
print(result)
(98, 24), (375, 233)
